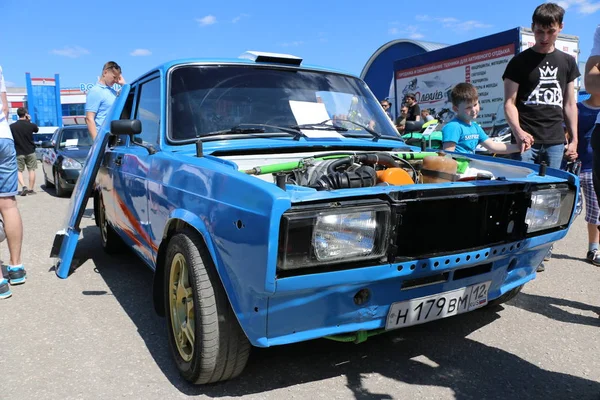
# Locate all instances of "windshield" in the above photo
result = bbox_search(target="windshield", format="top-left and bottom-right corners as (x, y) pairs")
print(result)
(59, 128), (93, 148)
(169, 65), (401, 142)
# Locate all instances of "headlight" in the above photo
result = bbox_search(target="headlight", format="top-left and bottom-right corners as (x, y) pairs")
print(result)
(278, 203), (391, 271)
(525, 186), (575, 233)
(62, 157), (83, 169)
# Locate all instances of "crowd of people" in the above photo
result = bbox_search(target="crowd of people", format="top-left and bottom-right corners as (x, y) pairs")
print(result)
(381, 3), (600, 270)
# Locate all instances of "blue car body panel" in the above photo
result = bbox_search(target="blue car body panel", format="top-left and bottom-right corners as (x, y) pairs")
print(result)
(52, 56), (579, 349)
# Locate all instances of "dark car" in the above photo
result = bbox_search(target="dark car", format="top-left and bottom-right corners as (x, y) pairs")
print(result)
(41, 125), (92, 196)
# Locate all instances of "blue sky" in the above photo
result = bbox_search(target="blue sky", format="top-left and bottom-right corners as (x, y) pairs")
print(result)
(1, 0), (599, 89)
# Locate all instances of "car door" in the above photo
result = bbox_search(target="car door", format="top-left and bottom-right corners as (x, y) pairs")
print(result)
(51, 85), (132, 278)
(111, 74), (161, 267)
(99, 89), (136, 233)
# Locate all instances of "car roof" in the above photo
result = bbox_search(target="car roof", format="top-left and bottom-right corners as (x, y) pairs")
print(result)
(62, 125), (87, 129)
(132, 57), (356, 83)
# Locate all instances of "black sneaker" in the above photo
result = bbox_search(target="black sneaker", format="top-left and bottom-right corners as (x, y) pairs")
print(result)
(20, 186), (28, 196)
(537, 263), (545, 272)
(0, 279), (12, 299)
(26, 189), (36, 195)
(587, 249), (600, 266)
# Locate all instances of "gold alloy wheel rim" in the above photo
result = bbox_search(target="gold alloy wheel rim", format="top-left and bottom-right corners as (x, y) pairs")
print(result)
(169, 253), (195, 362)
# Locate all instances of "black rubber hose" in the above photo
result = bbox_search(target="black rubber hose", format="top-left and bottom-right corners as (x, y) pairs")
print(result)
(394, 157), (419, 182)
(312, 166), (377, 191)
(355, 153), (399, 168)
(326, 157), (353, 175)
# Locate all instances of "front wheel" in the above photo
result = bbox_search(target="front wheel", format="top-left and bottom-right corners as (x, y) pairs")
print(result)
(44, 170), (54, 188)
(164, 229), (250, 384)
(98, 194), (125, 254)
(54, 170), (67, 197)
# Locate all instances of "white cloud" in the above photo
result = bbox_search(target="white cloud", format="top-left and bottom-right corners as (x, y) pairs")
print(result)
(280, 41), (304, 47)
(413, 15), (490, 32)
(452, 20), (493, 31)
(558, 0), (600, 14)
(232, 13), (249, 23)
(5, 81), (15, 87)
(196, 15), (217, 26)
(50, 46), (90, 58)
(388, 24), (424, 39)
(130, 48), (152, 56)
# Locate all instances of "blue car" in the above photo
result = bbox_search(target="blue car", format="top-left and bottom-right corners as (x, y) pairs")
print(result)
(52, 51), (578, 384)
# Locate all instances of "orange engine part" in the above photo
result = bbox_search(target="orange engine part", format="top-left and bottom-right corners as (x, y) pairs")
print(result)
(376, 168), (414, 185)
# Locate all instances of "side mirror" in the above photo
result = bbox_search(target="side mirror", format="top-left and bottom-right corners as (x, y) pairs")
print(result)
(110, 119), (142, 137)
(41, 140), (54, 148)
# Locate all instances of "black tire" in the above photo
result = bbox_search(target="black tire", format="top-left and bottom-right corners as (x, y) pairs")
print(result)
(44, 171), (54, 188)
(164, 229), (250, 384)
(54, 170), (67, 197)
(487, 284), (523, 307)
(98, 194), (125, 254)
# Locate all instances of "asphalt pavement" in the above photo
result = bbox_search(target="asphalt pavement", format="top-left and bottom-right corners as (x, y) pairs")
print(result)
(0, 167), (599, 400)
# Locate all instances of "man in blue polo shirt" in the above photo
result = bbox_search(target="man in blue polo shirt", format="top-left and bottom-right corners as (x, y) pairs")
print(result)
(85, 61), (125, 140)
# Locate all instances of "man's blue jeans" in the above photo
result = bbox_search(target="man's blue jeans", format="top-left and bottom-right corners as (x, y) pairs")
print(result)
(512, 143), (565, 169)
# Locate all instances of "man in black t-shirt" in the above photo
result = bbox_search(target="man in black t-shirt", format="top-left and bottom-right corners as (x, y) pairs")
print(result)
(503, 2), (580, 269)
(404, 93), (423, 132)
(503, 2), (579, 170)
(9, 108), (38, 195)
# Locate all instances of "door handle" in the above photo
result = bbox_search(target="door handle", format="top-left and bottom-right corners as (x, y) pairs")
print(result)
(114, 155), (123, 166)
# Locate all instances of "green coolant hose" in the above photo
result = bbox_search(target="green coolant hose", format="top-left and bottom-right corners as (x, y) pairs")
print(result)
(324, 328), (386, 344)
(243, 154), (350, 175)
(243, 151), (468, 175)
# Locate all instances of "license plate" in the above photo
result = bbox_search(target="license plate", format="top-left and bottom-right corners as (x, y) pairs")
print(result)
(385, 281), (491, 330)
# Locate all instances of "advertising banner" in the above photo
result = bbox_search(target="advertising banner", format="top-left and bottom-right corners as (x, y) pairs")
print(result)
(394, 44), (515, 132)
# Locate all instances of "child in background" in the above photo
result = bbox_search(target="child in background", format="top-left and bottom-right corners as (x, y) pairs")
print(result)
(442, 83), (529, 154)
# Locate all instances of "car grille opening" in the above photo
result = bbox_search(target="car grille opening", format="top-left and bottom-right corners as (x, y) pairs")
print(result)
(453, 262), (493, 280)
(394, 190), (529, 259)
(401, 272), (450, 290)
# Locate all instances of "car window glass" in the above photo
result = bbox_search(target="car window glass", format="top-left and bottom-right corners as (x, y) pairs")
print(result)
(120, 91), (135, 120)
(134, 78), (161, 144)
(168, 66), (401, 142)
(51, 130), (59, 145)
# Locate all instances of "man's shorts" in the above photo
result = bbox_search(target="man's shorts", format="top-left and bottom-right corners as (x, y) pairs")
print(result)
(0, 138), (18, 197)
(16, 153), (37, 172)
(580, 171), (600, 225)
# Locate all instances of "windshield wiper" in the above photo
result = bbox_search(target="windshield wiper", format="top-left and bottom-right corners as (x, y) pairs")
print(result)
(199, 124), (307, 141)
(294, 119), (386, 141)
(201, 126), (267, 137)
(291, 122), (348, 132)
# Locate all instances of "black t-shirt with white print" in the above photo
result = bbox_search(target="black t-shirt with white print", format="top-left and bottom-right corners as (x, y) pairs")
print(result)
(502, 48), (580, 144)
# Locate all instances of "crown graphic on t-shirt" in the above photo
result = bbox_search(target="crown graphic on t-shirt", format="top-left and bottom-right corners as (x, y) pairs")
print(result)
(539, 64), (558, 80)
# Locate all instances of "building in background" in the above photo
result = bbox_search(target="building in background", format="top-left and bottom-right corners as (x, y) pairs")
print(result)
(5, 73), (87, 127)
(25, 74), (62, 127)
(361, 39), (447, 103)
